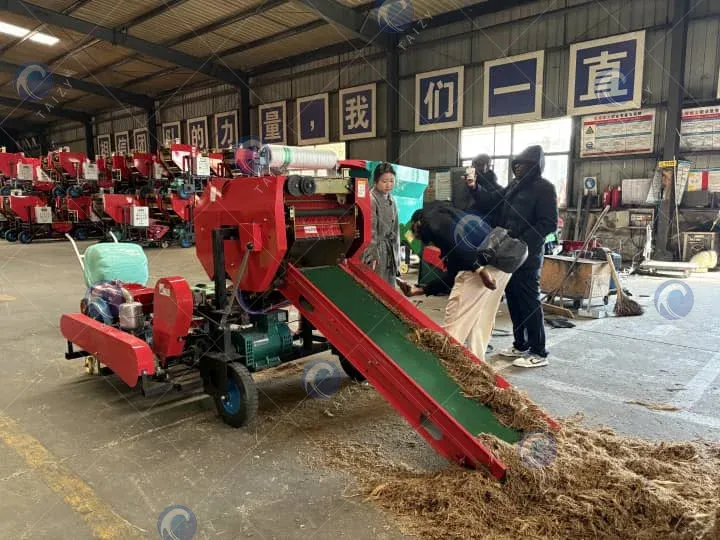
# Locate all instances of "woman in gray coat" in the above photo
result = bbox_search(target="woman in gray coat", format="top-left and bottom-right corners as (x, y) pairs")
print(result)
(362, 162), (400, 287)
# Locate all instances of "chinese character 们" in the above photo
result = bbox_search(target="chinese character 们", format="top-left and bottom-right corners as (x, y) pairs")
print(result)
(423, 79), (455, 121)
(580, 50), (629, 102)
(344, 95), (369, 130)
(264, 110), (281, 141)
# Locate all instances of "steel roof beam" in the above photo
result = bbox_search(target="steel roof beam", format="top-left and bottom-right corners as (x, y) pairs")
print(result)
(0, 95), (91, 122)
(0, 0), (246, 86)
(294, 0), (390, 48)
(0, 60), (154, 108)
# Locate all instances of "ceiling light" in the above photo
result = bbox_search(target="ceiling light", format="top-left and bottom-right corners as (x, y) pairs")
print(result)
(29, 33), (59, 46)
(0, 21), (30, 38)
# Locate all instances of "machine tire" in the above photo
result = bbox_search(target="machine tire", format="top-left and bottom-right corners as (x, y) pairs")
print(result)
(74, 228), (88, 241)
(68, 186), (82, 198)
(51, 186), (66, 198)
(0, 186), (11, 196)
(339, 356), (366, 383)
(215, 363), (258, 428)
(18, 231), (33, 244)
(160, 240), (170, 249)
(179, 236), (193, 248)
(5, 229), (18, 242)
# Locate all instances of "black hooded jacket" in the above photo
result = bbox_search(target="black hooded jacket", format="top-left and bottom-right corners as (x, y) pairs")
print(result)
(470, 145), (558, 271)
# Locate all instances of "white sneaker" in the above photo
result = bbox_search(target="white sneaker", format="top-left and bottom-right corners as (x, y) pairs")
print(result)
(512, 354), (549, 368)
(496, 347), (529, 359)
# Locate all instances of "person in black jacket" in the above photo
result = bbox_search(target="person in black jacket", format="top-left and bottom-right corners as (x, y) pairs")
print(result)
(469, 144), (558, 368)
(397, 202), (528, 361)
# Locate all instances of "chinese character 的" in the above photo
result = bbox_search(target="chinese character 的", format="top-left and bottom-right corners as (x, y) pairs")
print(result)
(136, 134), (147, 153)
(218, 118), (234, 147)
(580, 50), (629, 102)
(264, 110), (281, 141)
(344, 94), (369, 130)
(191, 125), (205, 148)
(423, 79), (455, 121)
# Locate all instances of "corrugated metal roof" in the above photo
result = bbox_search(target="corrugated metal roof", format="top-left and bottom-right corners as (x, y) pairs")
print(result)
(57, 42), (137, 75)
(125, 70), (211, 95)
(72, 0), (168, 29)
(128, 0), (260, 43)
(211, 15), (288, 46)
(226, 25), (353, 68)
(173, 32), (246, 56)
(261, 2), (321, 27)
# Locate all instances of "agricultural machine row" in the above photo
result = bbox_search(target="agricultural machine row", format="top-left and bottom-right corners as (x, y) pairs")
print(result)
(0, 144), (240, 245)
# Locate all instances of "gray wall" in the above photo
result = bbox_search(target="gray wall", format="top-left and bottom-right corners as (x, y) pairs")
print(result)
(45, 0), (720, 204)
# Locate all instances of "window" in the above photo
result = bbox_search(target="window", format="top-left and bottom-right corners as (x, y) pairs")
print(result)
(461, 117), (571, 207)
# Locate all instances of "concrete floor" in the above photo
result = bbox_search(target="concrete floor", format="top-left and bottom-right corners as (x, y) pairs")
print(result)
(0, 240), (718, 539)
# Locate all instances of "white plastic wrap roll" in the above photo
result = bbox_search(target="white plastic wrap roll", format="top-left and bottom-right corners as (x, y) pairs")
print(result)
(261, 144), (337, 171)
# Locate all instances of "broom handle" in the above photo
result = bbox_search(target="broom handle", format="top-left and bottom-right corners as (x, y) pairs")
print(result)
(605, 252), (624, 301)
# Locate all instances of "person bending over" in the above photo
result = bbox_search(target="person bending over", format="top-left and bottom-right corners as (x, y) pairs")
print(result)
(397, 202), (527, 361)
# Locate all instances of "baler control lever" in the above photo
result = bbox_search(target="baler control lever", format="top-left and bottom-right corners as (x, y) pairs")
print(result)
(219, 242), (254, 331)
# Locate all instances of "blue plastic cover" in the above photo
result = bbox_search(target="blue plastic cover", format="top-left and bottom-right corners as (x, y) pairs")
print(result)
(82, 242), (149, 287)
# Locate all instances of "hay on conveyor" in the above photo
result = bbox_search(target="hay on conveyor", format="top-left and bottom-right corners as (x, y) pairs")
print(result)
(362, 419), (720, 540)
(409, 328), (551, 433)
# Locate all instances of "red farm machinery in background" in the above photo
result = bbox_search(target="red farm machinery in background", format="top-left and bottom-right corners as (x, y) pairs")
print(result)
(59, 146), (558, 481)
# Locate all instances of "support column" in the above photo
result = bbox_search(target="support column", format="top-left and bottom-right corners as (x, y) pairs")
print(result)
(147, 105), (158, 153)
(240, 76), (250, 139)
(656, 0), (690, 260)
(84, 120), (94, 159)
(385, 35), (400, 163)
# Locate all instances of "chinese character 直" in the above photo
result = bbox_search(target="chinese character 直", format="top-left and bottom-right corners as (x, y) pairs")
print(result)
(580, 50), (629, 102)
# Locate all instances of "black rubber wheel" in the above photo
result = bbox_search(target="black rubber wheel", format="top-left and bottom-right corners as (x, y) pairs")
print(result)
(4, 229), (18, 242)
(214, 363), (259, 428)
(18, 230), (33, 244)
(339, 356), (366, 382)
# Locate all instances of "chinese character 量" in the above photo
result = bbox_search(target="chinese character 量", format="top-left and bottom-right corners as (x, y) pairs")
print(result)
(580, 50), (629, 102)
(264, 110), (281, 141)
(344, 95), (369, 131)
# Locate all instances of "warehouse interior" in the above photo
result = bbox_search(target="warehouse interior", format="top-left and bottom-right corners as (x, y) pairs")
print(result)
(0, 0), (719, 538)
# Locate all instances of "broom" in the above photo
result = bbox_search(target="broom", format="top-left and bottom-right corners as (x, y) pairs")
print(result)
(605, 252), (643, 316)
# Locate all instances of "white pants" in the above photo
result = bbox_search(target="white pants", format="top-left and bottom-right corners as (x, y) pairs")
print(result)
(442, 267), (511, 362)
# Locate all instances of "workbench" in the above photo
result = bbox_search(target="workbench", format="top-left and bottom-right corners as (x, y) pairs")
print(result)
(541, 255), (612, 309)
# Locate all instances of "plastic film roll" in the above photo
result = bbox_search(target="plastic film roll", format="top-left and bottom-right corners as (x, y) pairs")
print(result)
(261, 144), (338, 171)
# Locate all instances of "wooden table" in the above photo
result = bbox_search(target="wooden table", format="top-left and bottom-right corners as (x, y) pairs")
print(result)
(540, 255), (611, 309)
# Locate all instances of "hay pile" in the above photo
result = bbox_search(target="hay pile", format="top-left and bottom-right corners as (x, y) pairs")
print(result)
(410, 328), (550, 432)
(338, 327), (720, 539)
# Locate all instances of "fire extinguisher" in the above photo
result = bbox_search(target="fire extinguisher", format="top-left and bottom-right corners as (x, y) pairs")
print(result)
(611, 185), (622, 208)
(602, 186), (612, 207)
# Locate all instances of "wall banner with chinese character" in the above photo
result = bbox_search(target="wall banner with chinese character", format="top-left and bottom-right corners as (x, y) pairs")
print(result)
(415, 66), (464, 132)
(259, 101), (287, 145)
(214, 110), (238, 150)
(484, 51), (544, 124)
(114, 131), (130, 154)
(296, 93), (329, 145)
(580, 109), (656, 158)
(339, 83), (376, 141)
(133, 128), (149, 153)
(568, 30), (645, 116)
(680, 107), (720, 151)
(96, 134), (111, 156)
(162, 121), (181, 146)
(187, 116), (209, 150)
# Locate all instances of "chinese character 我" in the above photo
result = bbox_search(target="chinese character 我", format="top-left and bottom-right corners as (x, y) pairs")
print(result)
(344, 95), (369, 131)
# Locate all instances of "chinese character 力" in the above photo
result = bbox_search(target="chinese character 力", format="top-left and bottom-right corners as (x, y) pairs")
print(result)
(218, 118), (234, 147)
(423, 79), (455, 121)
(580, 50), (628, 102)
(264, 110), (281, 141)
(344, 95), (369, 130)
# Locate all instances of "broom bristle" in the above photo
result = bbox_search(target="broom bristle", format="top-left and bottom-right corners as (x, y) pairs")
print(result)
(615, 296), (644, 317)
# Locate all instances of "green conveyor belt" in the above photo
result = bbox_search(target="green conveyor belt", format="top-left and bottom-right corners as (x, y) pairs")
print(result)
(302, 266), (521, 443)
